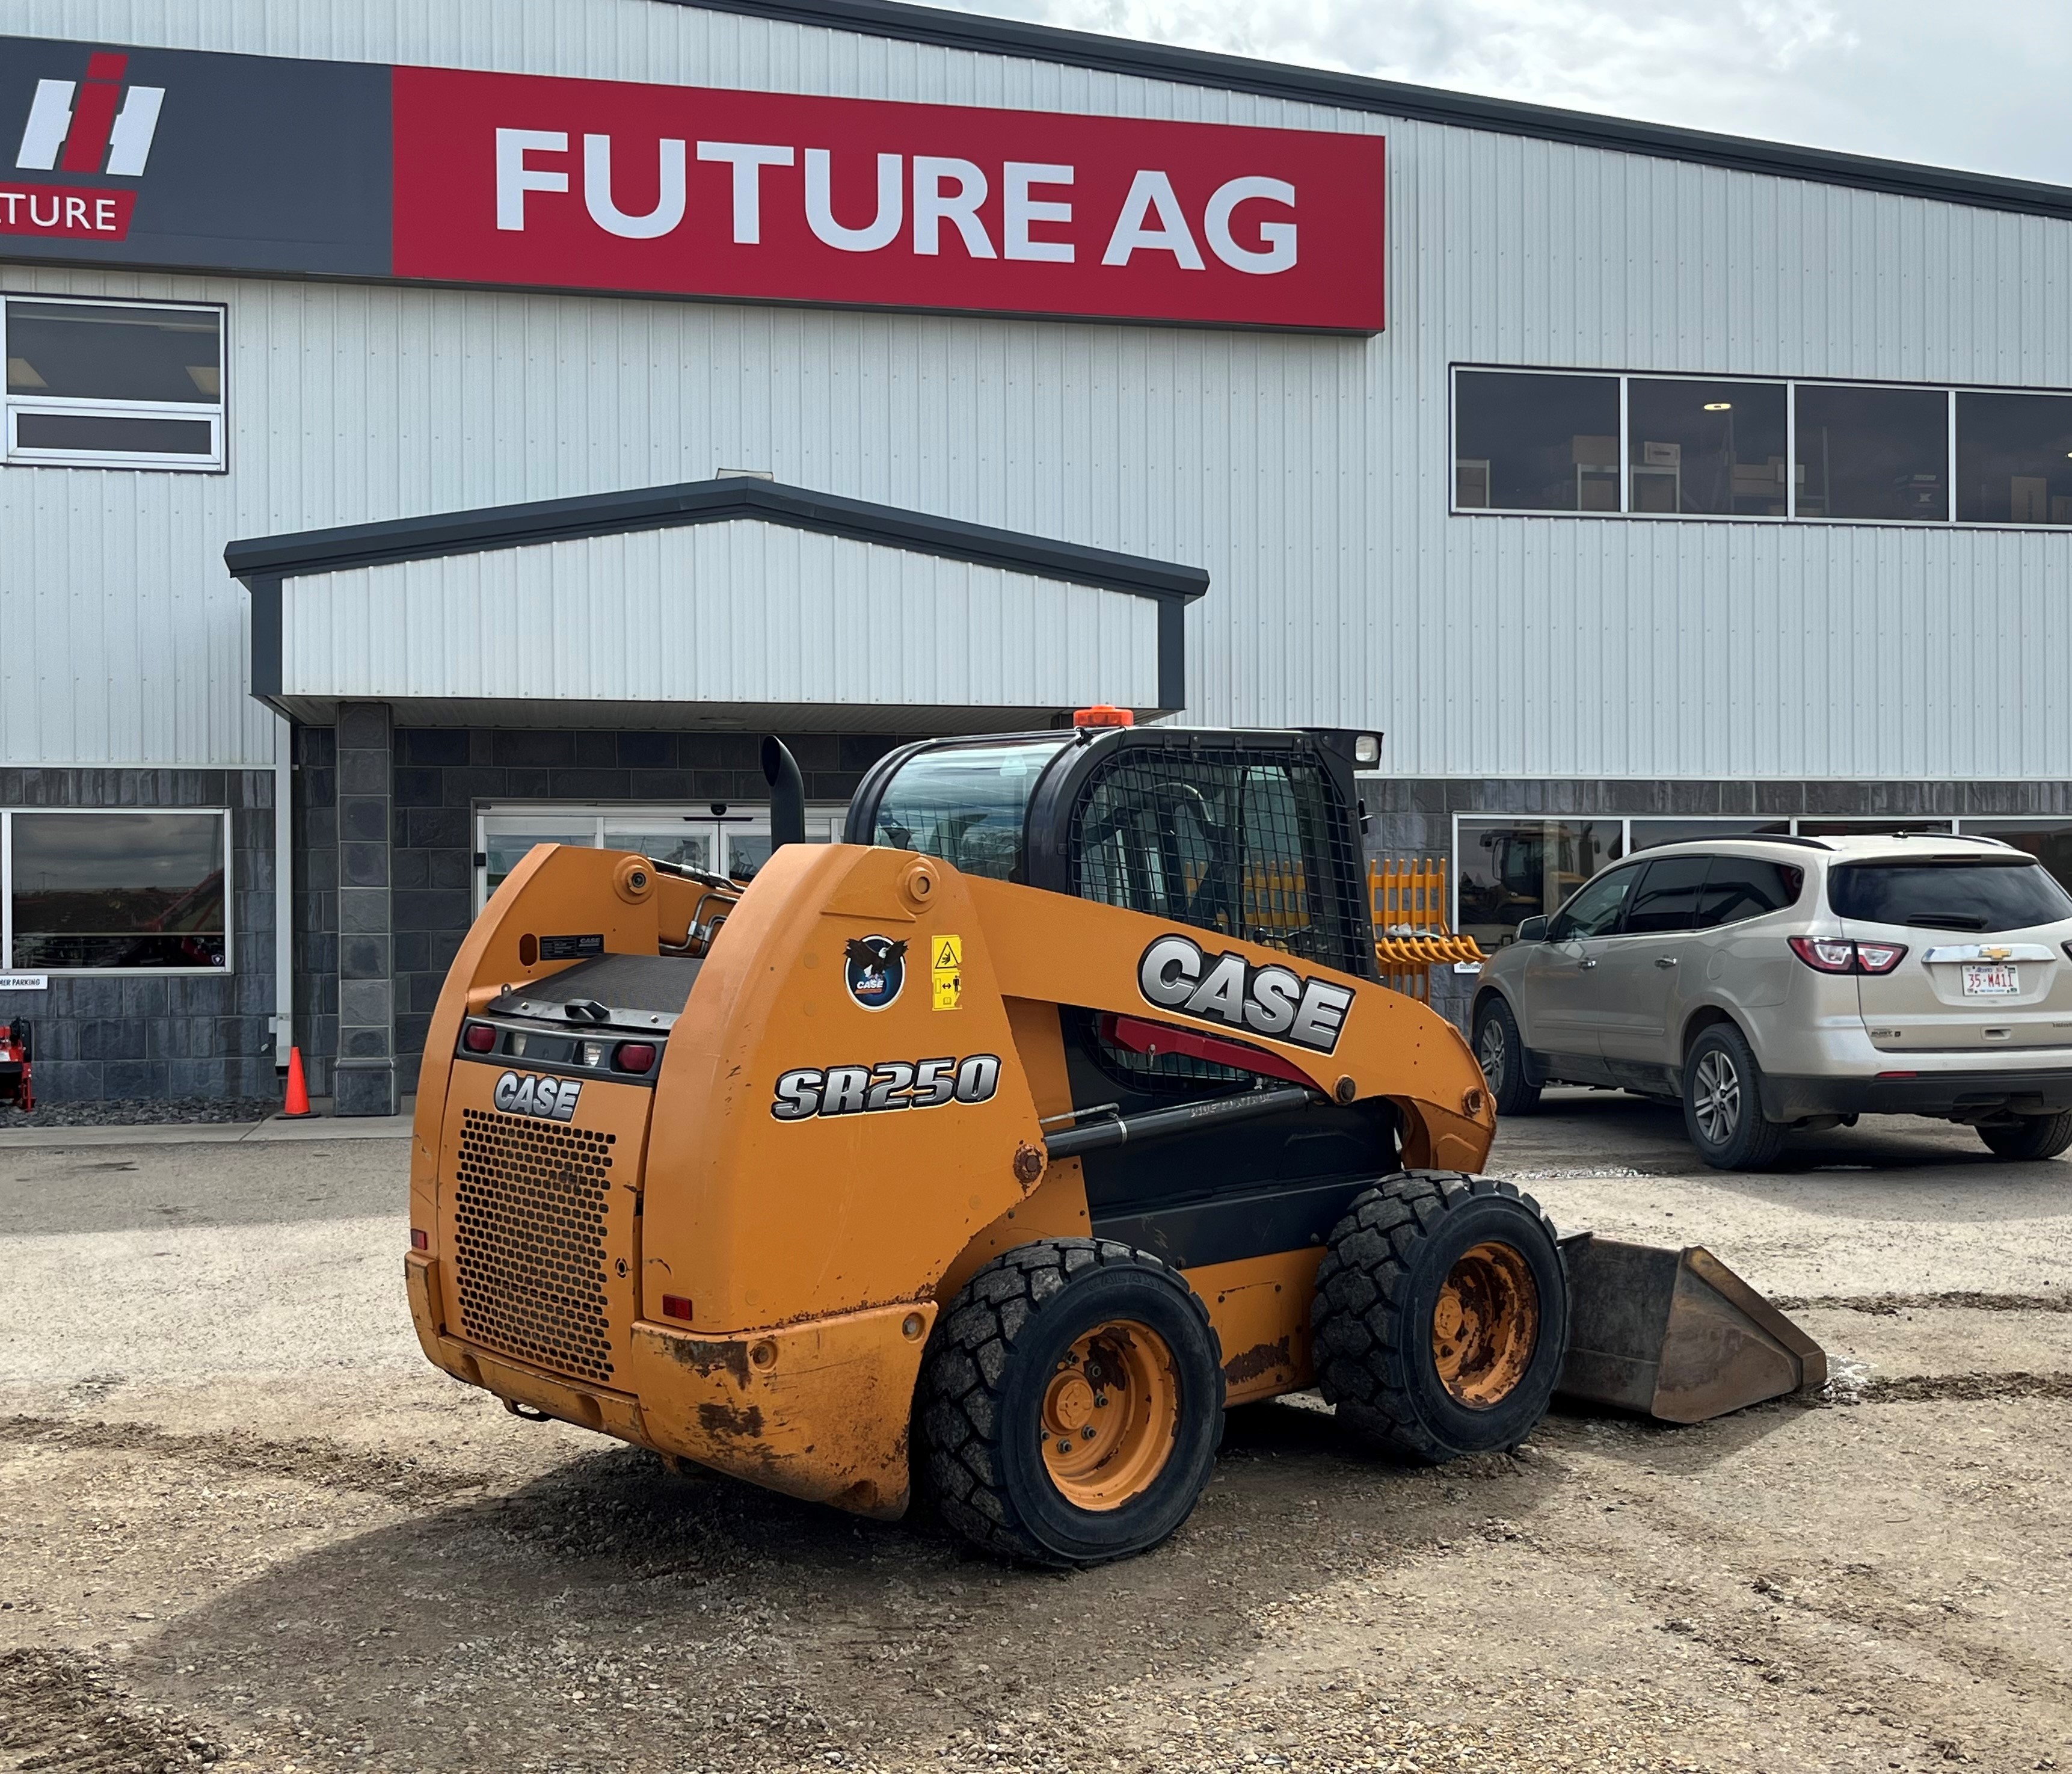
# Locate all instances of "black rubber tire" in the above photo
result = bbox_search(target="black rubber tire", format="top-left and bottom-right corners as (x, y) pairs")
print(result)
(1978, 1112), (2072, 1161)
(1682, 1024), (1788, 1171)
(1311, 1171), (1569, 1464)
(918, 1239), (1224, 1567)
(1473, 995), (1542, 1116)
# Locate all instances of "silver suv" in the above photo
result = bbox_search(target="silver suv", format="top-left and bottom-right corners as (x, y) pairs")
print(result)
(1470, 834), (2072, 1169)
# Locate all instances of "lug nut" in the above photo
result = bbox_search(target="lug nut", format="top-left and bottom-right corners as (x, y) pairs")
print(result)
(1057, 1438), (1072, 1454)
(1093, 1394), (1108, 1408)
(1080, 1425), (1096, 1441)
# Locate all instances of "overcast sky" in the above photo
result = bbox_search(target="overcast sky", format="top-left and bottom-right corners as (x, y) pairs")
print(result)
(951, 1), (2072, 186)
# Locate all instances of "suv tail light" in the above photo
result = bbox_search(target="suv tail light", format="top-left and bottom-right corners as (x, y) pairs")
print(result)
(1789, 936), (1908, 975)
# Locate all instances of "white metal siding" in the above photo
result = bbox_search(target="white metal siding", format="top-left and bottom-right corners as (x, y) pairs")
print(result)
(278, 520), (1161, 712)
(2, 0), (2069, 778)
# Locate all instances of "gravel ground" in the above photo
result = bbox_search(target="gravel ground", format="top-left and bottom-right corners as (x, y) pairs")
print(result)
(1, 1091), (2068, 1774)
(0, 1095), (281, 1129)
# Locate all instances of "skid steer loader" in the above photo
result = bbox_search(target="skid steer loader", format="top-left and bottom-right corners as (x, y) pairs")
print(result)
(405, 717), (1823, 1566)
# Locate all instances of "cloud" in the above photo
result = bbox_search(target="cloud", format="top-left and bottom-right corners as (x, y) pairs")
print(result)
(947, 0), (2072, 184)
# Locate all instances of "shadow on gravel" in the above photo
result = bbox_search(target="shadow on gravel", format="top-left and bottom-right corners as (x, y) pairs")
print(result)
(134, 1399), (1566, 1772)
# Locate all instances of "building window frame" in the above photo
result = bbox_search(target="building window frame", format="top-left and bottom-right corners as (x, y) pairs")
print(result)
(2, 806), (235, 975)
(1451, 363), (2072, 532)
(2, 294), (228, 473)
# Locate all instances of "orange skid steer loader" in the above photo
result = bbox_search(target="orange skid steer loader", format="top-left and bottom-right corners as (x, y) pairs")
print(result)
(406, 721), (1822, 1566)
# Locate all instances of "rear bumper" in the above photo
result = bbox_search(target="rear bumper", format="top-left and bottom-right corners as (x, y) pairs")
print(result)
(1763, 1068), (2072, 1121)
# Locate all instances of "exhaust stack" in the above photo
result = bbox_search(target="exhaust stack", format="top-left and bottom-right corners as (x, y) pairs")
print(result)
(761, 736), (805, 851)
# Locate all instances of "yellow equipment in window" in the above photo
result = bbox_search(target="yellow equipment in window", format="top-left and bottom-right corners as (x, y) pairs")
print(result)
(1369, 856), (1487, 999)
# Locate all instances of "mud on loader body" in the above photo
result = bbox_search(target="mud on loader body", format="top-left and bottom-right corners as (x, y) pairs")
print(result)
(407, 724), (1822, 1565)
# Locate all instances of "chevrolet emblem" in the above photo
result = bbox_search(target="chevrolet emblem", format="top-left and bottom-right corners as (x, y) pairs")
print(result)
(1981, 946), (2012, 961)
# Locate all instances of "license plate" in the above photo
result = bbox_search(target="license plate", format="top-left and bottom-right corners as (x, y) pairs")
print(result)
(1963, 962), (2019, 996)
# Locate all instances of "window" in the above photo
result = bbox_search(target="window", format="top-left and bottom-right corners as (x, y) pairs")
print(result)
(1070, 747), (1364, 973)
(1454, 818), (1623, 949)
(1955, 392), (2072, 525)
(1623, 855), (1712, 934)
(1456, 366), (2072, 529)
(1828, 858), (2072, 933)
(1794, 384), (1949, 521)
(872, 738), (1072, 884)
(1629, 818), (1789, 851)
(1958, 820), (2072, 896)
(4, 810), (229, 971)
(1795, 818), (1952, 837)
(3, 297), (224, 470)
(1453, 370), (1621, 512)
(1623, 379), (1789, 516)
(476, 805), (844, 910)
(1547, 866), (1637, 940)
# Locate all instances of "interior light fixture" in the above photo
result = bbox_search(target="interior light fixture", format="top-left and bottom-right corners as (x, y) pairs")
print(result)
(1703, 401), (1733, 411)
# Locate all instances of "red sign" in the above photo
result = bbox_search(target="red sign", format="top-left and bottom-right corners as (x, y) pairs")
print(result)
(0, 182), (135, 239)
(391, 67), (1384, 332)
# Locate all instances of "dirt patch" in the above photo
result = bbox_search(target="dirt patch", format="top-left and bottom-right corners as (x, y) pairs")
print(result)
(1777, 1290), (2072, 1314)
(0, 1648), (223, 1771)
(0, 1415), (491, 1508)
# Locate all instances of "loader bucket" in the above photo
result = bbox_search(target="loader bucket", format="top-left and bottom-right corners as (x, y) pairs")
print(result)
(1557, 1235), (1827, 1424)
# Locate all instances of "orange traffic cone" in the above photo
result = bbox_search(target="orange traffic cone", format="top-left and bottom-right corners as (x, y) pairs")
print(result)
(281, 1045), (314, 1118)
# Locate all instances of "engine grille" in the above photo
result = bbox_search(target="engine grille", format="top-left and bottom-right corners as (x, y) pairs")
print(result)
(452, 1107), (619, 1385)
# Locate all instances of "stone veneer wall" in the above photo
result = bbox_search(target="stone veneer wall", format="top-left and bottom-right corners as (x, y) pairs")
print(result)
(291, 727), (921, 1100)
(0, 766), (279, 1103)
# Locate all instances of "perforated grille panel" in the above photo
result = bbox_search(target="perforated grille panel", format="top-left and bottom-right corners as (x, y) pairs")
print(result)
(452, 1107), (619, 1384)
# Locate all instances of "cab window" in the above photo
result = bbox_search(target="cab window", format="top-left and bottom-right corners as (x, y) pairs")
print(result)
(1070, 747), (1363, 974)
(871, 738), (1072, 882)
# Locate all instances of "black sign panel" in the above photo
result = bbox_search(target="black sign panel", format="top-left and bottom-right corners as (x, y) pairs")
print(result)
(0, 36), (390, 276)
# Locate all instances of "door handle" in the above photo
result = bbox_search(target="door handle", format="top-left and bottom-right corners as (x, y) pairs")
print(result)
(1655, 956), (1679, 969)
(1578, 957), (1597, 970)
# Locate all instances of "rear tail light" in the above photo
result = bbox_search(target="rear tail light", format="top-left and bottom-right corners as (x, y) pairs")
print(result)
(2062, 941), (2072, 962)
(613, 1041), (657, 1074)
(1789, 936), (1857, 973)
(1789, 936), (1908, 975)
(462, 1022), (496, 1053)
(410, 1228), (428, 1250)
(660, 1293), (693, 1321)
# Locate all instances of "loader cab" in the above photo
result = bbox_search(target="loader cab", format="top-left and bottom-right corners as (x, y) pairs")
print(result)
(846, 724), (1379, 978)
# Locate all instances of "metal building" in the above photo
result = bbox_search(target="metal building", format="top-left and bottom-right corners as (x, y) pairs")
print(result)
(3, 0), (2070, 1109)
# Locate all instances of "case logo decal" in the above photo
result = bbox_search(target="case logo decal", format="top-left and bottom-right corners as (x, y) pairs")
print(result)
(844, 935), (908, 1011)
(1137, 933), (1354, 1055)
(493, 1070), (582, 1121)
(771, 1054), (1000, 1120)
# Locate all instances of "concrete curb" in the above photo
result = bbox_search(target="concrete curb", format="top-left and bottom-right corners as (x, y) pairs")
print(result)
(0, 1108), (416, 1149)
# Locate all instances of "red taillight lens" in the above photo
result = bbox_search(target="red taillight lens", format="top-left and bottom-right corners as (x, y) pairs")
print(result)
(1789, 936), (1908, 975)
(661, 1293), (693, 1321)
(410, 1228), (428, 1250)
(462, 1023), (496, 1053)
(1789, 935), (1858, 973)
(613, 1041), (657, 1074)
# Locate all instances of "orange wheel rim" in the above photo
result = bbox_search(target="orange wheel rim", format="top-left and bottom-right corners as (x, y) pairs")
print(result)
(1432, 1240), (1540, 1408)
(1039, 1320), (1180, 1511)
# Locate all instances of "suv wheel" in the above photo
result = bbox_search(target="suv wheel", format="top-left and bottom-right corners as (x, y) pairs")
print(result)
(1978, 1112), (2072, 1162)
(1473, 997), (1541, 1116)
(1682, 1024), (1787, 1171)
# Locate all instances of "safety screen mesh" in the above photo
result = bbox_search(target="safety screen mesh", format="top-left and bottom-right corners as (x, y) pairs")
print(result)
(452, 1108), (619, 1385)
(1068, 747), (1368, 978)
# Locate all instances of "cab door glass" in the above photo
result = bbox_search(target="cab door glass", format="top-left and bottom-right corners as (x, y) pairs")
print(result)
(1548, 867), (1636, 940)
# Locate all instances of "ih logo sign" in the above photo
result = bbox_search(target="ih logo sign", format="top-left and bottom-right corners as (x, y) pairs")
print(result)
(16, 52), (164, 176)
(2, 51), (159, 241)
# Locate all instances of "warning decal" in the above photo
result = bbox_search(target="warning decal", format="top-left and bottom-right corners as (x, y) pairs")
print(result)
(932, 935), (963, 1011)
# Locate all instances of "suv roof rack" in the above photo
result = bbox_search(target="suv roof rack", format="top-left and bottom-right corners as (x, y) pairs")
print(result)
(1727, 833), (1833, 851)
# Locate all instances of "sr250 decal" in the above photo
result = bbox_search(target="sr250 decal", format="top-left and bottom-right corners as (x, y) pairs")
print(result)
(1138, 933), (1355, 1055)
(772, 1054), (1001, 1121)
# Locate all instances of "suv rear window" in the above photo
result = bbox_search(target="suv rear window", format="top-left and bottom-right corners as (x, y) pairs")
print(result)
(1828, 858), (2072, 932)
